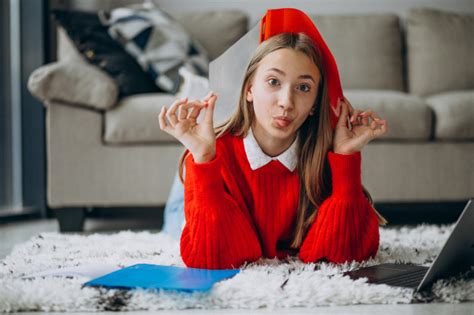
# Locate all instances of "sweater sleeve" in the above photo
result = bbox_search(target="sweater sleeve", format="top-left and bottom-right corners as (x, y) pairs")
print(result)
(298, 150), (380, 264)
(180, 152), (262, 270)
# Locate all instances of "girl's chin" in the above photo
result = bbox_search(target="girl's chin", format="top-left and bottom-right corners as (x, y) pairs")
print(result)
(268, 123), (295, 137)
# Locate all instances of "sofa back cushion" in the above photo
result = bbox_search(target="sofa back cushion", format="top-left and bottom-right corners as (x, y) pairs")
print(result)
(407, 8), (474, 96)
(171, 11), (248, 61)
(57, 10), (249, 64)
(312, 14), (404, 91)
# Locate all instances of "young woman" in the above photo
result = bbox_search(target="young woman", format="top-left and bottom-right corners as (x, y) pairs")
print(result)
(158, 9), (388, 270)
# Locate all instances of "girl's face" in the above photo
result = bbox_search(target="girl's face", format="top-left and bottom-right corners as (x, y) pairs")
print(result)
(246, 48), (321, 143)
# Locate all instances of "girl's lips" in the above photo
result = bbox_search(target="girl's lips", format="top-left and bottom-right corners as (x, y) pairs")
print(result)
(273, 117), (292, 128)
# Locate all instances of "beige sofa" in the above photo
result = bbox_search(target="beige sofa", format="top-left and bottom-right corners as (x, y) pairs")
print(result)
(28, 7), (474, 231)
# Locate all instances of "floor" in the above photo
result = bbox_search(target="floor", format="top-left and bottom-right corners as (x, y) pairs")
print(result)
(1, 213), (473, 315)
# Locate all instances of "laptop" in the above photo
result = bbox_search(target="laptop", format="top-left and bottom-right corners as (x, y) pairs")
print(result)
(344, 199), (474, 293)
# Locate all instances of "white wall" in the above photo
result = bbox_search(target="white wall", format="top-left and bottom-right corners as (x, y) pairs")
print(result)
(154, 0), (474, 26)
(64, 0), (474, 28)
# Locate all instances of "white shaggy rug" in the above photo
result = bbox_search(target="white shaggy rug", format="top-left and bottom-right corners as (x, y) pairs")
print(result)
(0, 224), (473, 312)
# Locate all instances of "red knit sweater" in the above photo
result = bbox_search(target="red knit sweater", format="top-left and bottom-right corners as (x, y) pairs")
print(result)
(180, 132), (380, 269)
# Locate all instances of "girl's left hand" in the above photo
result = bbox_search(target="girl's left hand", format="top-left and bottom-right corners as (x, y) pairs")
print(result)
(332, 96), (388, 155)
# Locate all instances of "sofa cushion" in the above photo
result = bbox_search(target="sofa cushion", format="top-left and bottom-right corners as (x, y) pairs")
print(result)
(57, 27), (85, 62)
(105, 7), (210, 94)
(106, 90), (433, 144)
(171, 11), (248, 61)
(57, 10), (248, 64)
(344, 90), (432, 141)
(104, 93), (180, 144)
(425, 91), (474, 140)
(52, 9), (161, 97)
(407, 8), (474, 96)
(312, 14), (404, 91)
(28, 61), (118, 110)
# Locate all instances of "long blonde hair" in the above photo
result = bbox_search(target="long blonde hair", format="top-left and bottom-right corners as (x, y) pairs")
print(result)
(178, 32), (387, 248)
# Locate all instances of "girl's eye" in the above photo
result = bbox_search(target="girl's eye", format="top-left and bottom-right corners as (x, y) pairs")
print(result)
(299, 84), (311, 93)
(267, 79), (311, 92)
(268, 78), (279, 86)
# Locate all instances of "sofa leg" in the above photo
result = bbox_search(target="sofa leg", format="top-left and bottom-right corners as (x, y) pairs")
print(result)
(55, 208), (86, 232)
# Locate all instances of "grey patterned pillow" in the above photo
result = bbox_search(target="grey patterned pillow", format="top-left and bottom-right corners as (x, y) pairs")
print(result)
(102, 7), (210, 94)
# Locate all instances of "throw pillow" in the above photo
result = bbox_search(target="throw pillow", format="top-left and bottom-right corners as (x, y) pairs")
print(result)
(51, 9), (161, 98)
(102, 7), (210, 94)
(28, 61), (119, 110)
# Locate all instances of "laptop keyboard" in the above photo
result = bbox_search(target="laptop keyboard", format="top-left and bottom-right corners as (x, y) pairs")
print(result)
(374, 268), (427, 288)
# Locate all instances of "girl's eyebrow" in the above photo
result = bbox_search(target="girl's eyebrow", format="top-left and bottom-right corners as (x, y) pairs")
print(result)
(266, 67), (316, 83)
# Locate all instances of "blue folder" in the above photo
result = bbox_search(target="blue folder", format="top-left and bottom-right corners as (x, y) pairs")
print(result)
(83, 264), (240, 292)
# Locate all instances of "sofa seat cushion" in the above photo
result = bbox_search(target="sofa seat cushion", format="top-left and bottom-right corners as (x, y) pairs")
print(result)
(106, 90), (434, 144)
(425, 90), (474, 140)
(105, 93), (180, 144)
(344, 90), (432, 141)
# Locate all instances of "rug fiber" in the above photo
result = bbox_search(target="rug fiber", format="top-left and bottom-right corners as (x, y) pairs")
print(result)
(0, 224), (473, 312)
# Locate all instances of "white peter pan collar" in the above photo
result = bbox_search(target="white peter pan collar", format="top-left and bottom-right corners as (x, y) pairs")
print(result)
(243, 127), (298, 172)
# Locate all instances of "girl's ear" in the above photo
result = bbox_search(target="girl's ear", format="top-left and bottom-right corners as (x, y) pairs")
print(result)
(246, 85), (253, 102)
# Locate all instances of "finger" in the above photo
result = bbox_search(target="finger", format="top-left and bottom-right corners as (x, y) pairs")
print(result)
(158, 107), (171, 132)
(204, 94), (217, 124)
(370, 120), (378, 130)
(342, 96), (361, 125)
(336, 99), (349, 128)
(168, 97), (187, 126)
(188, 102), (206, 120)
(350, 109), (363, 124)
(374, 119), (387, 129)
(360, 109), (381, 122)
(370, 119), (386, 134)
(178, 103), (190, 120)
(361, 113), (370, 126)
(167, 97), (187, 124)
(373, 121), (388, 137)
(202, 91), (215, 103)
(178, 100), (204, 121)
(343, 96), (355, 116)
(380, 121), (388, 134)
(186, 98), (207, 115)
(342, 97), (364, 127)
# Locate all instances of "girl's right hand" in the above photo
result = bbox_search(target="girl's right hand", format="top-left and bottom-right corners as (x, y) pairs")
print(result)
(158, 91), (218, 163)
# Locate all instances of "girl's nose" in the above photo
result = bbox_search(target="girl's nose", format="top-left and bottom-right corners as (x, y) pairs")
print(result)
(278, 87), (294, 110)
